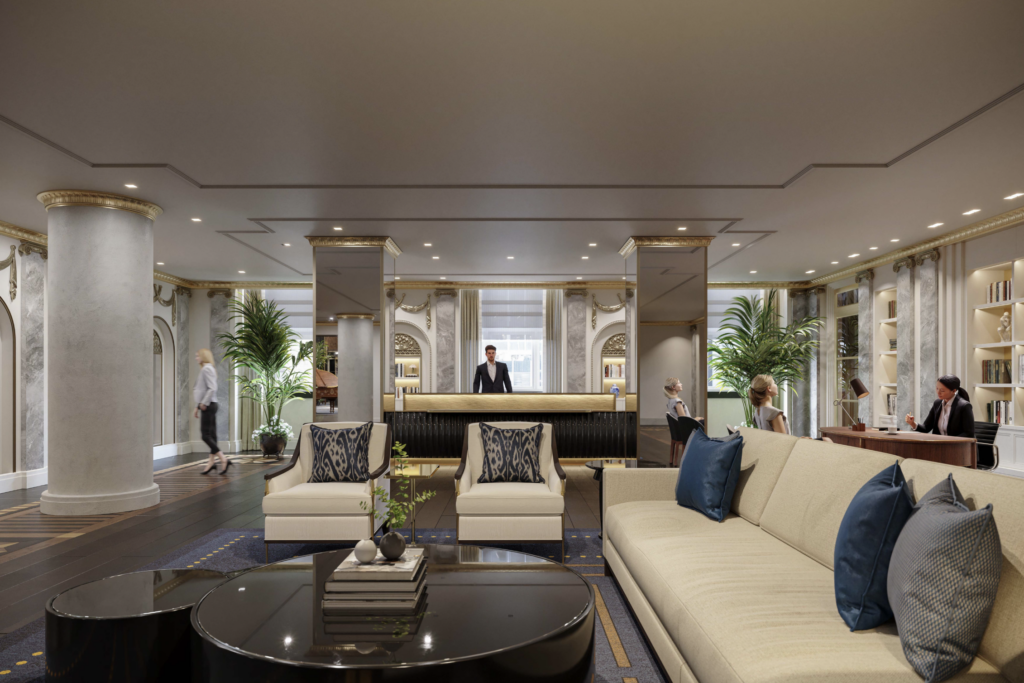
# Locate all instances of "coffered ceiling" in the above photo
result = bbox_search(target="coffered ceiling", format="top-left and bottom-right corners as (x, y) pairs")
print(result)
(1, 0), (1023, 283)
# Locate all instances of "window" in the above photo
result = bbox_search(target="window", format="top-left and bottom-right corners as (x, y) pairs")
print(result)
(836, 292), (859, 426)
(480, 289), (544, 392)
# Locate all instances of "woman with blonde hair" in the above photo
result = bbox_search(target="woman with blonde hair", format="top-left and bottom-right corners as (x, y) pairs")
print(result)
(749, 374), (789, 434)
(194, 349), (230, 475)
(664, 377), (691, 418)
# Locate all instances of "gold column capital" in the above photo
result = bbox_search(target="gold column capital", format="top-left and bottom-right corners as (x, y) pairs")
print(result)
(36, 190), (163, 221)
(17, 241), (47, 260)
(335, 313), (375, 320)
(207, 289), (233, 299)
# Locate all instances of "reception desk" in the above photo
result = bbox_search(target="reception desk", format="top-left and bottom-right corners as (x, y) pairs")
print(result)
(383, 393), (637, 463)
(820, 427), (976, 468)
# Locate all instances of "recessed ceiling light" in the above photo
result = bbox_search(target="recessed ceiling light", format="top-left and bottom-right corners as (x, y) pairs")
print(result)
(1006, 193), (1024, 200)
(424, 243), (432, 247)
(582, 256), (589, 260)
(124, 184), (137, 189)
(282, 243), (291, 247)
(507, 256), (514, 260)
(963, 209), (981, 215)
(329, 317), (334, 321)
(238, 270), (245, 274)
(589, 243), (597, 247)
(333, 226), (343, 231)
(831, 261), (839, 264)
(806, 270), (815, 274)
(395, 276), (401, 280)
(928, 223), (943, 228)
(156, 262), (164, 265)
(732, 243), (741, 247)
(432, 256), (439, 260)
(890, 239), (899, 242)
(869, 247), (878, 250)
(677, 226), (687, 231)
(191, 218), (202, 222)
(622, 276), (626, 280)
(750, 270), (757, 274)
(576, 276), (583, 280)
(849, 254), (859, 258)
(439, 276), (447, 280)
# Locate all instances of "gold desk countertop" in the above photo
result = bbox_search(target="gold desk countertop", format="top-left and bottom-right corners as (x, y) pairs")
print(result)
(384, 393), (636, 413)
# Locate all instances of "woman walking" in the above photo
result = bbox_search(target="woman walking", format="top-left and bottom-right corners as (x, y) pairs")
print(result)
(194, 349), (230, 475)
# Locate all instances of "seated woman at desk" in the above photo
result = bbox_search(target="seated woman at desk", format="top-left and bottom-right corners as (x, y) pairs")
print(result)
(905, 375), (975, 438)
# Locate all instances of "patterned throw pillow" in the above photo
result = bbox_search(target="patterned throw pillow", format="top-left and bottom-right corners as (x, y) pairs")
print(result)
(477, 423), (546, 484)
(308, 422), (373, 483)
(887, 474), (1002, 683)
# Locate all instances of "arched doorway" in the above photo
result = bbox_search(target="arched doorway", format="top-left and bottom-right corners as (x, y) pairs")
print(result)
(153, 317), (175, 447)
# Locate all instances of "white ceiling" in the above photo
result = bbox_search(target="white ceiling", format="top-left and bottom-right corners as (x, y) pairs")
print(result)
(1, 0), (1023, 283)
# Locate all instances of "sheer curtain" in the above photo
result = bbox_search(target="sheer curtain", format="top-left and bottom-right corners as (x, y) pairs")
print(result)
(460, 290), (480, 392)
(544, 289), (562, 393)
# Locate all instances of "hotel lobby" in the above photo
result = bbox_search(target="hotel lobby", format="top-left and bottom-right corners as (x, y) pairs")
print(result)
(0, 2), (1023, 681)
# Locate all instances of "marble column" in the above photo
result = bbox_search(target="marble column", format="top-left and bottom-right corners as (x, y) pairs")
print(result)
(434, 291), (457, 393)
(790, 288), (821, 437)
(385, 289), (396, 393)
(39, 191), (161, 515)
(209, 290), (233, 441)
(895, 257), (916, 430)
(18, 242), (46, 471)
(174, 286), (192, 444)
(336, 314), (374, 421)
(565, 289), (587, 392)
(917, 250), (940, 413)
(625, 290), (636, 393)
(856, 270), (874, 427)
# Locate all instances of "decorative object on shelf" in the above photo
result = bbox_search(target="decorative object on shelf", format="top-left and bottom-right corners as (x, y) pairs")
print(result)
(834, 378), (870, 431)
(592, 293), (626, 329)
(354, 538), (377, 564)
(887, 393), (898, 416)
(708, 289), (823, 428)
(253, 416), (294, 458)
(889, 338), (897, 351)
(998, 311), (1012, 342)
(1020, 354), (1024, 384)
(610, 383), (620, 397)
(218, 294), (312, 459)
(379, 531), (407, 561)
(361, 441), (437, 547)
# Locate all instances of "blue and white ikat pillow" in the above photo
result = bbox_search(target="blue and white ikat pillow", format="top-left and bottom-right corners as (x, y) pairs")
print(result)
(477, 423), (546, 484)
(308, 422), (373, 483)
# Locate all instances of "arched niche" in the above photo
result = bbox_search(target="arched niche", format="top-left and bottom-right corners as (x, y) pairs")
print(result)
(153, 316), (175, 447)
(395, 322), (431, 393)
(591, 323), (626, 393)
(0, 297), (14, 473)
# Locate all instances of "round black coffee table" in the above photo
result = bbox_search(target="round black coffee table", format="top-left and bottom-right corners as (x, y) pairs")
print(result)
(46, 568), (227, 682)
(191, 545), (595, 682)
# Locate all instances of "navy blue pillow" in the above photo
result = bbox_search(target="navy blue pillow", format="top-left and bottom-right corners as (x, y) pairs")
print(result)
(674, 429), (744, 522)
(834, 460), (914, 631)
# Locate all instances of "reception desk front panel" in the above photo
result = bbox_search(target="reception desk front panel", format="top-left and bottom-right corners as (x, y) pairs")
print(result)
(384, 393), (637, 462)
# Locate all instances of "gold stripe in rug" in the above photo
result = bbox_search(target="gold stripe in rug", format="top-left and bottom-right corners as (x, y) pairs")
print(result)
(593, 584), (631, 668)
(624, 678), (639, 683)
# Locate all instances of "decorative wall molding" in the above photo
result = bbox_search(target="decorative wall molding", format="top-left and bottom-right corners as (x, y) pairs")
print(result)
(207, 289), (233, 299)
(395, 333), (421, 356)
(619, 236), (715, 257)
(36, 190), (163, 221)
(173, 285), (192, 298)
(153, 284), (177, 325)
(603, 333), (627, 356)
(892, 256), (916, 273)
(153, 330), (162, 354)
(639, 318), (706, 326)
(855, 269), (874, 283)
(914, 249), (940, 266)
(306, 236), (402, 257)
(434, 289), (458, 298)
(392, 280), (635, 290)
(394, 293), (431, 329)
(0, 246), (15, 301)
(17, 241), (47, 260)
(0, 221), (45, 246)
(153, 270), (310, 290)
(707, 281), (808, 289)
(335, 313), (374, 320)
(592, 293), (626, 329)
(565, 289), (588, 298)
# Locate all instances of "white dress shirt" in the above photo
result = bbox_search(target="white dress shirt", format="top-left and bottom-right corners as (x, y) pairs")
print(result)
(938, 398), (953, 435)
(487, 361), (496, 382)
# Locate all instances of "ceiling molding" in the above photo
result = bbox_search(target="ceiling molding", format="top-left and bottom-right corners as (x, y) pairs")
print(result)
(619, 236), (715, 257)
(306, 236), (401, 257)
(36, 190), (163, 221)
(393, 280), (636, 290)
(0, 221), (46, 246)
(152, 270), (310, 290)
(708, 281), (808, 290)
(639, 318), (706, 326)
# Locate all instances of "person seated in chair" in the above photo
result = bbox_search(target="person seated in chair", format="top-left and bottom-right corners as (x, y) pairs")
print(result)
(473, 344), (513, 393)
(905, 375), (975, 438)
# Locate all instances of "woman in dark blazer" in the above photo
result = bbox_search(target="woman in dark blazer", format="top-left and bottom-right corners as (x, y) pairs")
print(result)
(905, 375), (975, 438)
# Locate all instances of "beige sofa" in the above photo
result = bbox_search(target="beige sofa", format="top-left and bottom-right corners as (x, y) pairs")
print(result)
(603, 428), (1024, 683)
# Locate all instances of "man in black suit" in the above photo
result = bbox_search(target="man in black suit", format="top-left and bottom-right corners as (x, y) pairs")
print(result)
(473, 344), (513, 393)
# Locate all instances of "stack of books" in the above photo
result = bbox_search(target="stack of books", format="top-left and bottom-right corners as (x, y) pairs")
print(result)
(323, 547), (426, 617)
(887, 300), (896, 319)
(988, 400), (1013, 426)
(987, 280), (1012, 304)
(982, 359), (1013, 384)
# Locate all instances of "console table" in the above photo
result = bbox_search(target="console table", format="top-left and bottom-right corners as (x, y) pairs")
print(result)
(820, 427), (976, 468)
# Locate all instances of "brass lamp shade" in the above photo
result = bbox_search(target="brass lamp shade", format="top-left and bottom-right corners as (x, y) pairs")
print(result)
(850, 378), (869, 399)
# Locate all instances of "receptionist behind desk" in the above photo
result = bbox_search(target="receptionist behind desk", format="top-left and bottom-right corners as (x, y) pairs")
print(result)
(473, 345), (513, 394)
(905, 375), (975, 438)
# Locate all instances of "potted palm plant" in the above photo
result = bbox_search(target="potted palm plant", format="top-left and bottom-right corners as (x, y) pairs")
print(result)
(707, 289), (823, 429)
(218, 295), (312, 458)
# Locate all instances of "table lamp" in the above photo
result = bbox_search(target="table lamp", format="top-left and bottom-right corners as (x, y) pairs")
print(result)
(833, 378), (870, 431)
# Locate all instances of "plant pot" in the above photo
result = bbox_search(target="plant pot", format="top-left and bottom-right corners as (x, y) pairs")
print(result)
(260, 434), (286, 459)
(379, 531), (407, 561)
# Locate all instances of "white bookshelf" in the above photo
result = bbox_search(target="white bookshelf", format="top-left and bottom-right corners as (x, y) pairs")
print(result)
(874, 287), (898, 425)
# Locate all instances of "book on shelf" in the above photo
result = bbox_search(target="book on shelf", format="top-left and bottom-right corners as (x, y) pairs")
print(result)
(332, 547), (424, 581)
(886, 393), (897, 416)
(889, 338), (897, 351)
(987, 400), (1013, 425)
(981, 359), (1013, 384)
(987, 280), (1013, 304)
(1020, 354), (1024, 384)
(887, 300), (896, 319)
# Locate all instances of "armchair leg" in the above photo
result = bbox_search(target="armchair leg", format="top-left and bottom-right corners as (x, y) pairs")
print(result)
(604, 560), (612, 577)
(561, 538), (565, 564)
(264, 543), (269, 564)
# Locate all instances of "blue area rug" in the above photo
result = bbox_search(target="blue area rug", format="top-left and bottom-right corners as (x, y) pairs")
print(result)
(0, 529), (665, 683)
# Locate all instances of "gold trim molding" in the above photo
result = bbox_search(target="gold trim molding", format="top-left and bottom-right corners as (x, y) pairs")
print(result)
(0, 247), (16, 301)
(307, 236), (402, 257)
(619, 236), (715, 257)
(383, 392), (637, 413)
(336, 313), (375, 320)
(394, 280), (636, 290)
(152, 270), (311, 290)
(639, 318), (706, 326)
(0, 221), (46, 246)
(36, 190), (163, 221)
(207, 289), (233, 299)
(17, 241), (47, 260)
(708, 281), (807, 290)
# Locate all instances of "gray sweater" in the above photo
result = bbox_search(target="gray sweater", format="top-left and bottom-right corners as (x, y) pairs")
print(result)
(193, 364), (217, 406)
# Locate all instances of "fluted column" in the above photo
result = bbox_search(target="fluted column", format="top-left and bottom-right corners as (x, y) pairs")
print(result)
(39, 191), (161, 515)
(917, 250), (940, 413)
(894, 257), (916, 430)
(565, 289), (587, 392)
(434, 291), (457, 393)
(336, 314), (374, 421)
(174, 286), (192, 444)
(856, 270), (874, 427)
(19, 241), (47, 470)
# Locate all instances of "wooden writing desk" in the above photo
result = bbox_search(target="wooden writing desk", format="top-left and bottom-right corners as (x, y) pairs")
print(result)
(820, 427), (976, 468)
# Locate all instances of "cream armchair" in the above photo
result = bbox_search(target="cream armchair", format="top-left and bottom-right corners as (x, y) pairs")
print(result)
(263, 422), (390, 560)
(455, 422), (566, 560)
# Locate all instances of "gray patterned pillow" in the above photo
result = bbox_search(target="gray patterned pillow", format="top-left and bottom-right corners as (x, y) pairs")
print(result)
(477, 423), (546, 484)
(887, 474), (1002, 683)
(308, 422), (373, 483)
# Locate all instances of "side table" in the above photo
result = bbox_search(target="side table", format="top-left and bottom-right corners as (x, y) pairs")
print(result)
(386, 463), (439, 542)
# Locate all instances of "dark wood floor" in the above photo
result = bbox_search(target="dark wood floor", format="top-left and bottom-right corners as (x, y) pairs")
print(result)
(0, 455), (600, 635)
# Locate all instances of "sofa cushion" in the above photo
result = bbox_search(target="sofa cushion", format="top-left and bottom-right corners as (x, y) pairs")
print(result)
(609, 512), (1003, 683)
(760, 438), (904, 569)
(263, 482), (371, 515)
(308, 422), (372, 483)
(888, 475), (1002, 683)
(731, 427), (800, 525)
(675, 430), (744, 522)
(456, 482), (564, 515)
(835, 461), (914, 631)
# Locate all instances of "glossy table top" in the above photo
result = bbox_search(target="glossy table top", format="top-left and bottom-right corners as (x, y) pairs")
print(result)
(50, 569), (227, 619)
(192, 545), (594, 669)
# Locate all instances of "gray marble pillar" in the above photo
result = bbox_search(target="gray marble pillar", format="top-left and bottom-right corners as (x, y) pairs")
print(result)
(625, 290), (635, 393)
(434, 291), (457, 393)
(336, 315), (374, 421)
(41, 191), (161, 515)
(895, 258), (916, 430)
(385, 290), (396, 393)
(175, 286), (191, 444)
(209, 290), (233, 440)
(917, 250), (940, 413)
(566, 290), (587, 392)
(18, 242), (46, 471)
(857, 270), (874, 427)
(790, 288), (822, 437)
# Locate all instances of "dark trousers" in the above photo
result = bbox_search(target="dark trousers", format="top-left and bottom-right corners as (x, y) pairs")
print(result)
(200, 402), (219, 454)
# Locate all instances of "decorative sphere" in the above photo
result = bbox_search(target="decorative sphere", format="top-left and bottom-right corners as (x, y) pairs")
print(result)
(354, 539), (377, 563)
(379, 531), (407, 561)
